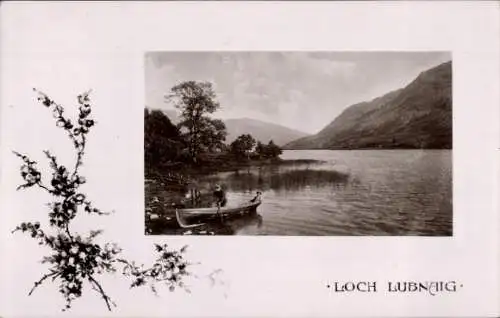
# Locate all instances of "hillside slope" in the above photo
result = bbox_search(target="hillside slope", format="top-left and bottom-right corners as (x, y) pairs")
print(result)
(285, 61), (452, 149)
(156, 110), (308, 147)
(224, 118), (308, 146)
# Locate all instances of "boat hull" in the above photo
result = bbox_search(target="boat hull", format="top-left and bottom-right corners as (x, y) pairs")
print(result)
(179, 200), (261, 217)
(175, 200), (262, 228)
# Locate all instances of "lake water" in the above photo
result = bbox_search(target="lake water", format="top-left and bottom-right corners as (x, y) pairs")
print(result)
(194, 149), (452, 236)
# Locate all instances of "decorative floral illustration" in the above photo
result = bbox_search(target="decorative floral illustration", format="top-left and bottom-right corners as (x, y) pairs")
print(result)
(12, 89), (191, 311)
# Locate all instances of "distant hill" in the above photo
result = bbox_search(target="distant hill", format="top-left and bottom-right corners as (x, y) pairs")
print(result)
(224, 118), (308, 146)
(163, 109), (180, 124)
(150, 110), (309, 147)
(285, 61), (452, 150)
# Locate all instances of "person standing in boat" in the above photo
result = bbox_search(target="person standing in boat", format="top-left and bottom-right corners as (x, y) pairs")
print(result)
(250, 191), (262, 203)
(213, 184), (227, 207)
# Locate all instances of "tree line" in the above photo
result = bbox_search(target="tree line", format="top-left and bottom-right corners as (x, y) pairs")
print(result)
(145, 80), (282, 172)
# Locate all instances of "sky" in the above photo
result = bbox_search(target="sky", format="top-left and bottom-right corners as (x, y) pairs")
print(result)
(145, 51), (451, 134)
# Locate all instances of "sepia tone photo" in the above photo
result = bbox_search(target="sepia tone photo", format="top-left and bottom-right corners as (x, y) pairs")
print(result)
(144, 51), (452, 236)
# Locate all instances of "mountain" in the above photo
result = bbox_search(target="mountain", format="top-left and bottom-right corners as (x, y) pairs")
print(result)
(163, 109), (180, 124)
(223, 118), (309, 146)
(285, 61), (452, 150)
(153, 110), (309, 147)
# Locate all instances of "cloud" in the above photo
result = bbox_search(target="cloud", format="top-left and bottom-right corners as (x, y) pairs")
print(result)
(145, 52), (451, 134)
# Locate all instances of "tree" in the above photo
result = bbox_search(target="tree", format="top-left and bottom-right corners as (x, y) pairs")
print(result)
(254, 140), (282, 159)
(197, 118), (227, 153)
(144, 109), (184, 169)
(254, 141), (266, 159)
(265, 140), (283, 159)
(230, 134), (256, 160)
(166, 81), (227, 163)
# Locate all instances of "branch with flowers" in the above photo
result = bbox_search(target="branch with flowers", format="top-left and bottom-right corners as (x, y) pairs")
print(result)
(12, 89), (191, 311)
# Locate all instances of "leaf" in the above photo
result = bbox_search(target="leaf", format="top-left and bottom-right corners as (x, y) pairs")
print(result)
(12, 90), (193, 312)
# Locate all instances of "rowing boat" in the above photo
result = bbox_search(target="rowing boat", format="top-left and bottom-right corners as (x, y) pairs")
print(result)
(175, 198), (262, 228)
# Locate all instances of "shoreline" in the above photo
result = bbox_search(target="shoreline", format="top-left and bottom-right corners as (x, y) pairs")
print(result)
(282, 147), (452, 151)
(145, 158), (327, 180)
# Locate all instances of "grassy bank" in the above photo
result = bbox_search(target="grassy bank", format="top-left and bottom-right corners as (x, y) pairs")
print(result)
(145, 154), (326, 179)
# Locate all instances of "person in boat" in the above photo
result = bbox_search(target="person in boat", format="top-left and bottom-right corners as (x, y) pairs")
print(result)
(173, 188), (199, 209)
(250, 191), (262, 203)
(213, 184), (227, 207)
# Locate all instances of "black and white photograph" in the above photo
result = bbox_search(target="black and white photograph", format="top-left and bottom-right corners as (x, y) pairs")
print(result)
(145, 51), (453, 236)
(2, 2), (499, 317)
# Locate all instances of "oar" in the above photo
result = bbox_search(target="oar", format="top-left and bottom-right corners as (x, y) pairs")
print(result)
(217, 203), (223, 223)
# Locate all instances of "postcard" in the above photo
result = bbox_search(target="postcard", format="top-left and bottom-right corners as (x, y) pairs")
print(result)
(0, 1), (498, 317)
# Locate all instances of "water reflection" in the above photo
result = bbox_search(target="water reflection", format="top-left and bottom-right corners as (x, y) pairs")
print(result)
(193, 212), (264, 235)
(150, 211), (264, 236)
(146, 167), (350, 235)
(146, 150), (452, 236)
(200, 167), (350, 194)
